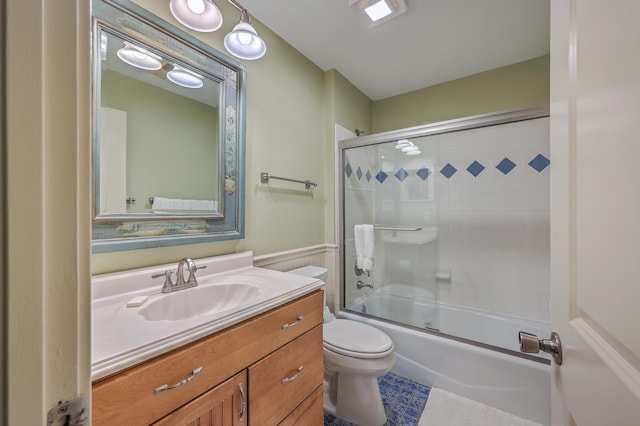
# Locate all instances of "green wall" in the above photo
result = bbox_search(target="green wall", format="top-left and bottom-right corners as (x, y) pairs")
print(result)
(372, 55), (550, 133)
(323, 70), (373, 243)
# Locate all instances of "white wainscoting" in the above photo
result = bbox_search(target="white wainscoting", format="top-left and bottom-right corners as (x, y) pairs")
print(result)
(254, 244), (338, 312)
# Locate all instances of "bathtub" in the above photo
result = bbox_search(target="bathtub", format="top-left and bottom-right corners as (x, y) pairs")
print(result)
(341, 290), (551, 425)
(349, 285), (551, 355)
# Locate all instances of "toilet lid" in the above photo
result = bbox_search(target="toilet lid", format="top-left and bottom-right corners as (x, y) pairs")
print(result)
(323, 320), (393, 358)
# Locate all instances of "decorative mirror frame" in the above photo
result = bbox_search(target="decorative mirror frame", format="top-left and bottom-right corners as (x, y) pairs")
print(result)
(91, 0), (246, 253)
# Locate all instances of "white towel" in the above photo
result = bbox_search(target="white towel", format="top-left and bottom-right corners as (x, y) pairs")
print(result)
(354, 224), (375, 272)
(152, 197), (217, 211)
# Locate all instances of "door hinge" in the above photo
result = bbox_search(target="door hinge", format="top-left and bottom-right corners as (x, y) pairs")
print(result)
(47, 396), (88, 426)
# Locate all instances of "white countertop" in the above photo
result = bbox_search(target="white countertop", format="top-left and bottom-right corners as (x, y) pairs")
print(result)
(91, 252), (323, 380)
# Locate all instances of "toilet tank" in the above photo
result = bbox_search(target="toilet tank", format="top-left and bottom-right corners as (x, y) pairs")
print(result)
(287, 266), (335, 323)
(287, 265), (328, 282)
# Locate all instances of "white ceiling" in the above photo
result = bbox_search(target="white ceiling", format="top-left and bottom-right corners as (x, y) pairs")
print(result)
(239, 0), (550, 100)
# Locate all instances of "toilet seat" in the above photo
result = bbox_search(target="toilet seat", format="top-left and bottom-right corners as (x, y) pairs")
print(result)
(323, 319), (394, 359)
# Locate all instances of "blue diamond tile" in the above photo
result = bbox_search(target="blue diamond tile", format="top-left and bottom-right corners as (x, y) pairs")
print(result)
(416, 167), (431, 180)
(529, 154), (550, 172)
(440, 163), (457, 179)
(375, 170), (388, 183)
(345, 163), (352, 177)
(496, 157), (517, 175)
(356, 166), (363, 180)
(395, 168), (409, 182)
(365, 170), (371, 182)
(466, 160), (485, 177)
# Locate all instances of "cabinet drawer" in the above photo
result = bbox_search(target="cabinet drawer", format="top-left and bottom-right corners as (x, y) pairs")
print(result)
(152, 371), (247, 426)
(249, 325), (324, 425)
(279, 385), (323, 426)
(92, 290), (323, 426)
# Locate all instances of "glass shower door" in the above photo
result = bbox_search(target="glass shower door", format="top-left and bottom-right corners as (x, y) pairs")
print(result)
(342, 136), (439, 331)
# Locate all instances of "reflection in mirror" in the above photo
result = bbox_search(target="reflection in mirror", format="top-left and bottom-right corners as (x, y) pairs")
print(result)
(99, 30), (221, 216)
(92, 0), (245, 253)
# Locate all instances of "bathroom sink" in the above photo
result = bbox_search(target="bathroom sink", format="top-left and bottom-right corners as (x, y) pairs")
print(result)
(138, 283), (262, 321)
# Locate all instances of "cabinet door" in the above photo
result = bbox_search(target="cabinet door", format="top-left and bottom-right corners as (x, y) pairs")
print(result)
(152, 371), (247, 426)
(249, 326), (324, 425)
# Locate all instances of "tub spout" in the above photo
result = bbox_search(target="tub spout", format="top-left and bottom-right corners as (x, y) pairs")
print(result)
(357, 280), (373, 290)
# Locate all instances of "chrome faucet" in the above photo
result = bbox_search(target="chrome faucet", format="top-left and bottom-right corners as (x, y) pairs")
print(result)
(176, 257), (197, 287)
(152, 257), (206, 293)
(357, 280), (373, 290)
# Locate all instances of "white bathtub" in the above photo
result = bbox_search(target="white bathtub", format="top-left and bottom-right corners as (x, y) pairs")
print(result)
(341, 294), (551, 425)
(349, 285), (551, 355)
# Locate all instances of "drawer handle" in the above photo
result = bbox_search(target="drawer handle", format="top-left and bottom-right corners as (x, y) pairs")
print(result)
(154, 366), (203, 395)
(281, 315), (303, 330)
(281, 366), (304, 384)
(238, 382), (246, 422)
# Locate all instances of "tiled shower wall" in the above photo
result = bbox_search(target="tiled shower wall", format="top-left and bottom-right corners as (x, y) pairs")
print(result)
(343, 117), (550, 323)
(437, 118), (550, 321)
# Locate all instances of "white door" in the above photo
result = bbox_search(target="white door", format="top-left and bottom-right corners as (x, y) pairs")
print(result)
(550, 0), (640, 424)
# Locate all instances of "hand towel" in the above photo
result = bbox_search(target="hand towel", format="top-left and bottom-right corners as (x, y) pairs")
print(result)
(152, 197), (217, 211)
(354, 224), (375, 272)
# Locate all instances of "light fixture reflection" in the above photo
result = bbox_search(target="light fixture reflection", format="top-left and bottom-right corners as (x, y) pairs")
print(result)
(169, 0), (223, 32)
(406, 149), (422, 156)
(401, 145), (418, 153)
(395, 139), (412, 149)
(167, 64), (204, 88)
(116, 42), (162, 70)
(224, 9), (266, 60)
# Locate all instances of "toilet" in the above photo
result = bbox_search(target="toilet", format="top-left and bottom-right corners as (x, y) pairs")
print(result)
(288, 266), (395, 426)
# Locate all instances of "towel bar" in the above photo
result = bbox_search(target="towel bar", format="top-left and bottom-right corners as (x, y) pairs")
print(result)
(373, 226), (423, 231)
(260, 172), (318, 189)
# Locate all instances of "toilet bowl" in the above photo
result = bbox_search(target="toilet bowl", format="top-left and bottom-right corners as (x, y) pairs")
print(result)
(288, 266), (395, 426)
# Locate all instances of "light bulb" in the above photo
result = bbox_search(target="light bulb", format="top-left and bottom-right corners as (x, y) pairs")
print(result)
(187, 0), (206, 14)
(238, 32), (252, 45)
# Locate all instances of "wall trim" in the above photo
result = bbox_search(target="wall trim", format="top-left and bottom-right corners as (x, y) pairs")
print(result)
(253, 244), (335, 267)
(253, 244), (338, 311)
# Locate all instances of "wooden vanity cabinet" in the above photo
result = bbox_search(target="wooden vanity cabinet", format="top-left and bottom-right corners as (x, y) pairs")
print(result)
(92, 290), (323, 426)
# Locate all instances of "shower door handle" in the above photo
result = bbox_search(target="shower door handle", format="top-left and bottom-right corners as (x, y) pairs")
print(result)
(518, 331), (563, 365)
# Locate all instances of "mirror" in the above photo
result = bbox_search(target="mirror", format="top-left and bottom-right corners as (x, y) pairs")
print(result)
(92, 0), (245, 253)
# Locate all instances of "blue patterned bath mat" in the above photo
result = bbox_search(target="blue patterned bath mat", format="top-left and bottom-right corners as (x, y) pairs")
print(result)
(323, 372), (431, 426)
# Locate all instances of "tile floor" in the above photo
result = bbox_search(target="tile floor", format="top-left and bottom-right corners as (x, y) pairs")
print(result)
(323, 372), (431, 426)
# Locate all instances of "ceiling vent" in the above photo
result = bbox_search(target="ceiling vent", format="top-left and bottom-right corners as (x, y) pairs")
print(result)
(350, 0), (407, 27)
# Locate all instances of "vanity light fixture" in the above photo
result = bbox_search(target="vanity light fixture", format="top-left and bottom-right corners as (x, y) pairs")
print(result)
(117, 42), (162, 70)
(169, 0), (224, 32)
(167, 64), (204, 88)
(350, 0), (407, 26)
(169, 0), (266, 60)
(224, 8), (267, 60)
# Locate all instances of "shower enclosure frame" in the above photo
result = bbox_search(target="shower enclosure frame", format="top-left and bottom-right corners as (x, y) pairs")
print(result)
(337, 105), (550, 359)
